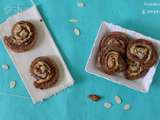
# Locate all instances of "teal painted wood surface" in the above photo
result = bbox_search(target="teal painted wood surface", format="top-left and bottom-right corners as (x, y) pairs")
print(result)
(0, 0), (160, 120)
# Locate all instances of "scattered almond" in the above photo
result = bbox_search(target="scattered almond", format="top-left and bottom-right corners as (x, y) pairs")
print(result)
(73, 28), (80, 36)
(2, 64), (9, 70)
(69, 18), (78, 23)
(88, 94), (101, 101)
(104, 102), (112, 109)
(77, 2), (85, 8)
(114, 95), (122, 104)
(123, 104), (131, 111)
(10, 81), (16, 88)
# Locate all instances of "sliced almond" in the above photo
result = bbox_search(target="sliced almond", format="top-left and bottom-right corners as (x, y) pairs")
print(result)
(73, 28), (80, 36)
(2, 64), (9, 70)
(124, 104), (131, 111)
(114, 95), (122, 104)
(10, 81), (16, 88)
(77, 2), (85, 8)
(104, 102), (112, 109)
(69, 18), (78, 23)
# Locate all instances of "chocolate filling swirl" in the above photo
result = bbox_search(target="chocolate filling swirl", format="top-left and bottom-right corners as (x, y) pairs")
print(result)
(99, 32), (129, 55)
(4, 21), (36, 52)
(30, 57), (59, 89)
(97, 32), (158, 80)
(97, 47), (126, 75)
(127, 39), (158, 68)
(125, 60), (148, 80)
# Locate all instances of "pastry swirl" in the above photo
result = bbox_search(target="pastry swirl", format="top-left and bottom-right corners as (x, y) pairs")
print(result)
(30, 57), (59, 89)
(97, 47), (126, 75)
(127, 39), (158, 68)
(4, 21), (36, 52)
(97, 32), (158, 80)
(125, 60), (148, 80)
(99, 32), (129, 55)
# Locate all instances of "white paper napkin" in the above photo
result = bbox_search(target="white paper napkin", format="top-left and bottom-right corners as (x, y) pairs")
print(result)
(86, 21), (160, 93)
(0, 6), (74, 103)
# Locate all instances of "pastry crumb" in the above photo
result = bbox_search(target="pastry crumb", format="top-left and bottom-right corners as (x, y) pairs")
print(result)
(40, 19), (43, 22)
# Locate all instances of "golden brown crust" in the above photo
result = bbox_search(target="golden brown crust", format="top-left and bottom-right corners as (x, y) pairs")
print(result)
(30, 57), (59, 89)
(4, 21), (36, 52)
(127, 39), (158, 68)
(124, 60), (148, 80)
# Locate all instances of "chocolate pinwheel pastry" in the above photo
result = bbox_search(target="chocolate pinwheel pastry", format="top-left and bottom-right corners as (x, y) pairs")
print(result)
(127, 39), (158, 68)
(4, 21), (36, 52)
(125, 60), (148, 80)
(30, 57), (59, 89)
(99, 32), (129, 55)
(97, 47), (126, 75)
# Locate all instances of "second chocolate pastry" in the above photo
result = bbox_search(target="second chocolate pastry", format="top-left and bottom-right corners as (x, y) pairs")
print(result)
(99, 32), (129, 55)
(125, 60), (148, 80)
(4, 21), (36, 52)
(127, 39), (158, 68)
(97, 47), (126, 75)
(30, 57), (59, 89)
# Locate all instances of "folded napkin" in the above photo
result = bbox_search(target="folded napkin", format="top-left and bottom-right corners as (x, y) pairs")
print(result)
(0, 6), (74, 103)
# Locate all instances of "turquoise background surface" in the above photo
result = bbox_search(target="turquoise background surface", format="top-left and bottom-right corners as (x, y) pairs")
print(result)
(0, 0), (160, 120)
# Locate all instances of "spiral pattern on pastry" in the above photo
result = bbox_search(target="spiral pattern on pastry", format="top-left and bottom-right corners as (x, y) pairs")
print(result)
(127, 39), (158, 68)
(99, 32), (129, 55)
(4, 21), (36, 52)
(125, 60), (148, 80)
(30, 57), (59, 89)
(97, 47), (126, 75)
